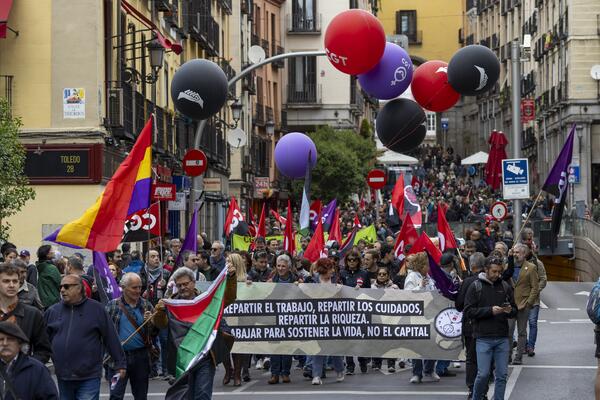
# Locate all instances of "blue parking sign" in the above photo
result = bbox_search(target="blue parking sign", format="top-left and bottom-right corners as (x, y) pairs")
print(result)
(502, 158), (530, 200)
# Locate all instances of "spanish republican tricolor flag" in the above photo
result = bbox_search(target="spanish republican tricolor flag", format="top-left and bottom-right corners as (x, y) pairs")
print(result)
(45, 117), (153, 251)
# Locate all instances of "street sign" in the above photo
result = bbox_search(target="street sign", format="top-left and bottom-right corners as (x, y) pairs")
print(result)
(502, 158), (530, 200)
(168, 192), (187, 211)
(367, 169), (387, 189)
(183, 149), (208, 177)
(441, 117), (449, 130)
(151, 183), (176, 201)
(569, 165), (580, 184)
(203, 177), (222, 192)
(491, 201), (508, 221)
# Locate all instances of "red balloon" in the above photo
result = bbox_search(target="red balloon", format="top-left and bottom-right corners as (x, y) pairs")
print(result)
(324, 9), (386, 75)
(411, 61), (460, 112)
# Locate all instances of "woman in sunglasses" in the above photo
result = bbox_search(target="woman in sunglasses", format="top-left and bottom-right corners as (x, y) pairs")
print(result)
(371, 266), (400, 372)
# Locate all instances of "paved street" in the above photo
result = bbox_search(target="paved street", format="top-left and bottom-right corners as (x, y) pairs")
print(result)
(99, 282), (597, 399)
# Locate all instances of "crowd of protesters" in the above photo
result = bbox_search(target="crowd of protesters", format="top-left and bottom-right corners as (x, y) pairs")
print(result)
(0, 144), (558, 400)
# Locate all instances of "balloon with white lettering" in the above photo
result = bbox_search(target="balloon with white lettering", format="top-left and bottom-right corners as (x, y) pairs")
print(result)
(171, 59), (228, 120)
(324, 9), (386, 75)
(357, 42), (413, 100)
(274, 132), (317, 179)
(376, 98), (426, 153)
(411, 60), (460, 112)
(447, 45), (500, 96)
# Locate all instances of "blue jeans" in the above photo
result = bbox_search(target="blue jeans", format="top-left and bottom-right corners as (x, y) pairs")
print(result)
(312, 355), (344, 377)
(473, 337), (510, 400)
(58, 377), (101, 400)
(158, 328), (168, 375)
(527, 305), (540, 350)
(270, 355), (293, 376)
(109, 348), (150, 400)
(435, 360), (451, 374)
(412, 359), (435, 377)
(188, 357), (216, 400)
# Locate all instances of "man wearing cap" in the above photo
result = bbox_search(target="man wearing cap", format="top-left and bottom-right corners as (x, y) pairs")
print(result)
(19, 250), (37, 287)
(45, 274), (126, 399)
(14, 259), (44, 310)
(0, 321), (58, 399)
(0, 263), (51, 364)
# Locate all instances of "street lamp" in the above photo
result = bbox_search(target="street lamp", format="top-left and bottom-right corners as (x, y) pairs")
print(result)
(147, 39), (165, 79)
(266, 120), (275, 136)
(576, 124), (583, 156)
(216, 99), (243, 129)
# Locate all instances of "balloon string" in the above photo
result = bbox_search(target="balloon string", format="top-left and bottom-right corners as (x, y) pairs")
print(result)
(384, 112), (427, 148)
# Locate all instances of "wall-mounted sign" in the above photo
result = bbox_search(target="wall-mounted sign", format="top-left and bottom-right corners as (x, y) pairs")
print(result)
(521, 99), (535, 123)
(168, 192), (187, 211)
(203, 177), (222, 192)
(24, 144), (103, 184)
(63, 88), (86, 119)
(151, 183), (177, 201)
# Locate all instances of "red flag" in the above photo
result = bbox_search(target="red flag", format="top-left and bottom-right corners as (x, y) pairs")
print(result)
(303, 218), (326, 263)
(393, 215), (419, 260)
(408, 232), (442, 264)
(256, 203), (267, 238)
(247, 207), (257, 237)
(224, 197), (246, 237)
(437, 203), (458, 252)
(391, 173), (405, 215)
(352, 215), (362, 229)
(283, 200), (295, 256)
(270, 209), (287, 226)
(359, 196), (366, 211)
(122, 203), (161, 242)
(309, 200), (322, 230)
(328, 208), (342, 243)
(403, 184), (423, 227)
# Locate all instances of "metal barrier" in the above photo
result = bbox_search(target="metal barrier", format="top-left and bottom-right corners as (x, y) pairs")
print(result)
(572, 218), (600, 246)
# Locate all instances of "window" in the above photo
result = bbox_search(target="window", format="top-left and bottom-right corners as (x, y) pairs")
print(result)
(288, 56), (317, 103)
(395, 10), (419, 44)
(291, 0), (318, 32)
(426, 112), (436, 132)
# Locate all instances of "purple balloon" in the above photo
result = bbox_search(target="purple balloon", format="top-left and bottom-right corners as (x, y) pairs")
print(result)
(358, 42), (413, 100)
(274, 132), (317, 179)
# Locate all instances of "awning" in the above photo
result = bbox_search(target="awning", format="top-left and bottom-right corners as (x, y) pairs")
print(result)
(0, 0), (14, 39)
(377, 150), (419, 165)
(461, 151), (489, 165)
(121, 0), (183, 55)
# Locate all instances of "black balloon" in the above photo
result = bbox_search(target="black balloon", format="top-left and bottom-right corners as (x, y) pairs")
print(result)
(447, 45), (500, 96)
(171, 59), (228, 120)
(376, 98), (426, 153)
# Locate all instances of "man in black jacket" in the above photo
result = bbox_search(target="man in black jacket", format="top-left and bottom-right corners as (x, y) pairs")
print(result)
(0, 321), (58, 399)
(0, 263), (51, 364)
(465, 256), (517, 400)
(455, 252), (486, 399)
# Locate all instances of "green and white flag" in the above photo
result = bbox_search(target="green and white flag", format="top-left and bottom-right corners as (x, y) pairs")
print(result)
(163, 267), (228, 378)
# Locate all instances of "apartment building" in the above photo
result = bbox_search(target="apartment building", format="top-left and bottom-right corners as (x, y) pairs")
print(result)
(0, 0), (235, 249)
(282, 0), (379, 138)
(461, 0), (600, 203)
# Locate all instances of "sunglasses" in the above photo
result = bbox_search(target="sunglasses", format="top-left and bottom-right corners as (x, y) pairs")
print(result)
(60, 283), (80, 290)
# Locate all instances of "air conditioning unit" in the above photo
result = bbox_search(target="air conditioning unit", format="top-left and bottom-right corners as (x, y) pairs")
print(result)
(107, 88), (124, 128)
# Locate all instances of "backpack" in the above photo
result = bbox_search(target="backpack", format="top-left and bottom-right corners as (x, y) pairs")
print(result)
(586, 279), (600, 324)
(473, 279), (511, 303)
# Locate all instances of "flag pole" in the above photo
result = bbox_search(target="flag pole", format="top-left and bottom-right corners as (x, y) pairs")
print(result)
(512, 189), (544, 248)
(103, 310), (160, 363)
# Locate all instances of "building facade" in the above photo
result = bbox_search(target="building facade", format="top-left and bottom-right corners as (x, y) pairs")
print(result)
(0, 0), (238, 250)
(378, 0), (464, 152)
(461, 0), (600, 204)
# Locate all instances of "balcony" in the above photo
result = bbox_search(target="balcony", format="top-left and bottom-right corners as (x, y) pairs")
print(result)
(280, 110), (288, 132)
(287, 13), (322, 34)
(218, 0), (232, 15)
(0, 75), (13, 114)
(466, 34), (474, 45)
(466, 0), (477, 11)
(242, 68), (256, 94)
(492, 33), (499, 49)
(272, 45), (285, 68)
(251, 32), (259, 46)
(253, 102), (265, 126)
(350, 84), (364, 113)
(220, 61), (236, 97)
(261, 38), (270, 58)
(200, 118), (227, 167)
(265, 106), (274, 124)
(153, 0), (172, 12)
(188, 9), (220, 57)
(287, 83), (321, 104)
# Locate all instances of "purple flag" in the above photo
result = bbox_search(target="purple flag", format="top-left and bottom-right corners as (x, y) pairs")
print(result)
(92, 251), (121, 303)
(542, 124), (575, 248)
(175, 207), (199, 267)
(320, 199), (337, 231)
(427, 254), (458, 301)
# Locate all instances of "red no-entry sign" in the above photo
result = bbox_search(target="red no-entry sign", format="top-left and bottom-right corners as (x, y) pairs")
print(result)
(367, 169), (387, 189)
(183, 149), (208, 177)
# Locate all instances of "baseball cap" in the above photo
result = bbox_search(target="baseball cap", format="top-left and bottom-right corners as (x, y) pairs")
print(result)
(19, 250), (30, 257)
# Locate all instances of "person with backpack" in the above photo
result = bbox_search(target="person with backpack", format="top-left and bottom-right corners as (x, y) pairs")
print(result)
(464, 256), (517, 400)
(586, 278), (600, 400)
